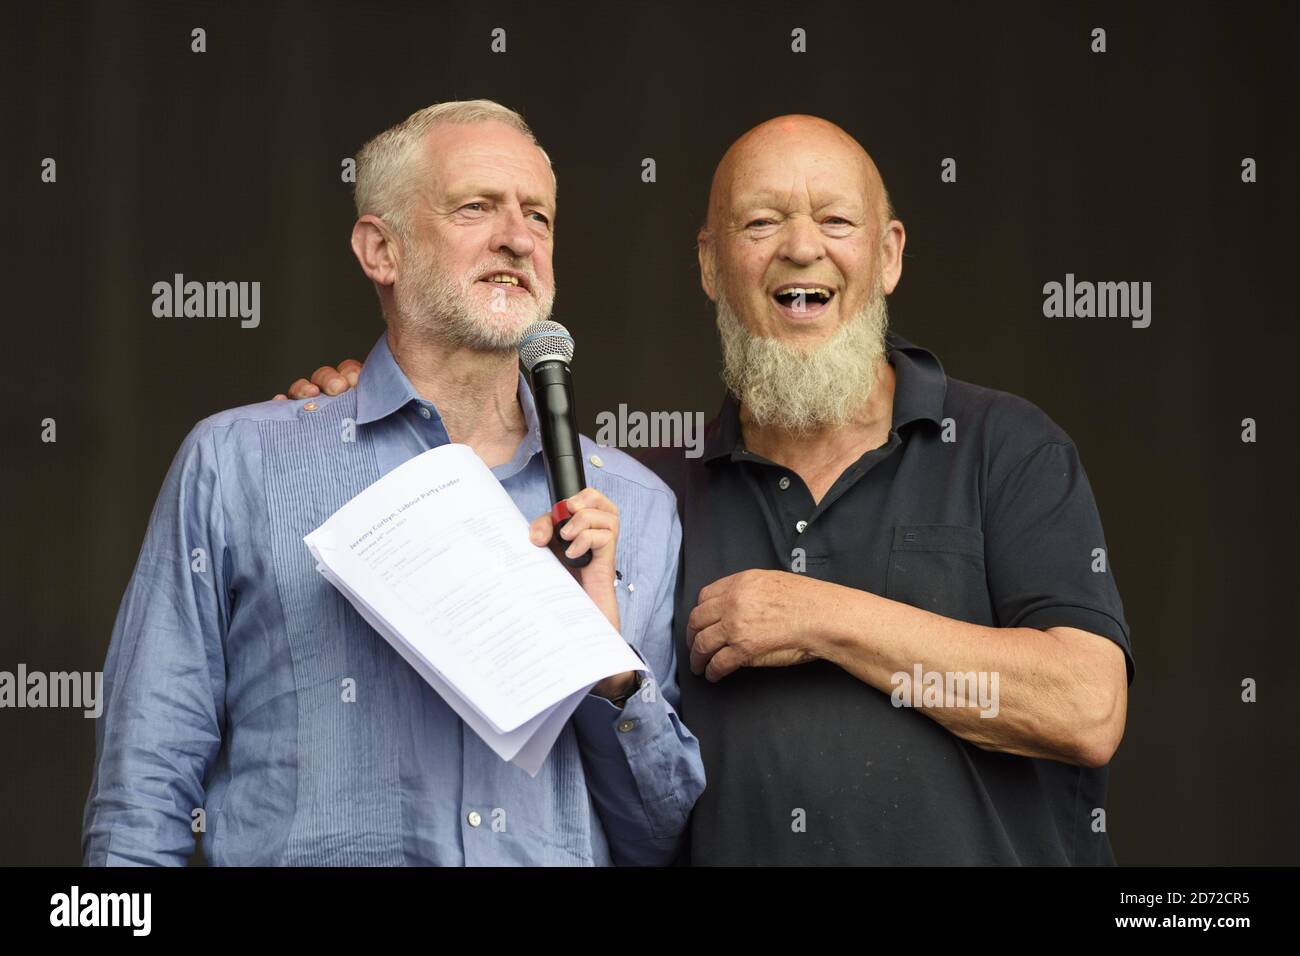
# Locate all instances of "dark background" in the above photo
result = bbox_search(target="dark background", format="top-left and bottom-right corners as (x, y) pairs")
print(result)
(2, 0), (1297, 865)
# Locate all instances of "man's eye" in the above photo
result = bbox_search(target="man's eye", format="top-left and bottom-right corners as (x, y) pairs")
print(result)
(824, 217), (850, 225)
(462, 202), (485, 212)
(747, 219), (773, 228)
(530, 212), (550, 225)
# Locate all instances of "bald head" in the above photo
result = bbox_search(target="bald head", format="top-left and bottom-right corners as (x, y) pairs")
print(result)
(694, 112), (907, 364)
(704, 115), (893, 236)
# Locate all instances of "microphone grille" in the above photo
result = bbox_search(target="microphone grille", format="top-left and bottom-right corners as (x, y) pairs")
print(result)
(518, 320), (575, 371)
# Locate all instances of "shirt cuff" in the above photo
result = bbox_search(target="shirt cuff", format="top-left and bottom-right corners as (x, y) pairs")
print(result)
(571, 646), (668, 758)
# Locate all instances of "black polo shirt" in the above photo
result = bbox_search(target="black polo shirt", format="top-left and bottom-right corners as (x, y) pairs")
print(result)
(646, 329), (1134, 865)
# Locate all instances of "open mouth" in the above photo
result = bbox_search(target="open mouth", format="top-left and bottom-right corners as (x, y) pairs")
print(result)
(477, 271), (532, 294)
(772, 284), (835, 313)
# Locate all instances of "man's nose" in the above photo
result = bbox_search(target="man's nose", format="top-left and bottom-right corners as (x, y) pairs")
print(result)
(489, 205), (536, 260)
(777, 214), (825, 266)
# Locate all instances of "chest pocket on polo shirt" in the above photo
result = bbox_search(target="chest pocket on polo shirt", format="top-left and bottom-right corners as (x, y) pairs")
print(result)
(885, 525), (994, 625)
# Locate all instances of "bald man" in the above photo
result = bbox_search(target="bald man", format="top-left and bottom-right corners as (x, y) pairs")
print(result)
(290, 114), (1133, 866)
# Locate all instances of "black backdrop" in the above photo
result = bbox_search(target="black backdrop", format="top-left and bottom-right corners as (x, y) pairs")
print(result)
(3, 0), (1297, 865)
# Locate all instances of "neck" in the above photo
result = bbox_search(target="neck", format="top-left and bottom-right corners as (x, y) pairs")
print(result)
(385, 324), (527, 460)
(739, 358), (896, 466)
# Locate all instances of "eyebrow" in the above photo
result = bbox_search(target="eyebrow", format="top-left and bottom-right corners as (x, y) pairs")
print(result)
(731, 190), (865, 215)
(448, 186), (554, 210)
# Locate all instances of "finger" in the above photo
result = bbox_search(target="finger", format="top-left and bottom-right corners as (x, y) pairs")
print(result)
(564, 527), (614, 560)
(311, 366), (349, 396)
(697, 571), (743, 607)
(286, 378), (321, 400)
(556, 507), (617, 541)
(686, 597), (724, 641)
(338, 359), (363, 387)
(272, 393), (288, 401)
(688, 622), (728, 674)
(528, 513), (555, 547)
(564, 487), (618, 517)
(705, 645), (745, 683)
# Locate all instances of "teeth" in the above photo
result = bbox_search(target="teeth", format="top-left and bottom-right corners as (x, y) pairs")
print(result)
(486, 274), (520, 285)
(777, 287), (831, 300)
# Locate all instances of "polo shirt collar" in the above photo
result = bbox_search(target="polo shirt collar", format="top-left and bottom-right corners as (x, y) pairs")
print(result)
(888, 329), (948, 430)
(702, 327), (948, 463)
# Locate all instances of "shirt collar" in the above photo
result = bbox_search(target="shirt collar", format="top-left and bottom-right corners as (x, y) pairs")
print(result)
(354, 332), (544, 468)
(702, 327), (948, 463)
(355, 333), (421, 425)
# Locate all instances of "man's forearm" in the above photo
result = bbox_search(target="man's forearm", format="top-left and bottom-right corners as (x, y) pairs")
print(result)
(810, 581), (1125, 767)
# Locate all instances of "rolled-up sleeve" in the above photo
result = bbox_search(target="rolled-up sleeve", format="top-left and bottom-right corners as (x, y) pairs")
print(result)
(570, 507), (705, 866)
(983, 440), (1134, 684)
(83, 422), (229, 866)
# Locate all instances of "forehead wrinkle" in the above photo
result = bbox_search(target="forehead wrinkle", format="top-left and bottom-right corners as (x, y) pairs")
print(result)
(707, 115), (886, 232)
(422, 126), (555, 199)
(734, 182), (867, 214)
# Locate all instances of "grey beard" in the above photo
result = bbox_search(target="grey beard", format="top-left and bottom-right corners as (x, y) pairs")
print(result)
(393, 247), (555, 353)
(716, 280), (890, 434)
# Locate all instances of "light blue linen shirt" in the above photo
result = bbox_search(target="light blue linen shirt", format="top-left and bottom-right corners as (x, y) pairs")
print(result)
(83, 333), (704, 866)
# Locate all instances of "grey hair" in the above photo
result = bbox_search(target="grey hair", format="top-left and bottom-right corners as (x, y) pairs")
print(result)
(353, 99), (554, 240)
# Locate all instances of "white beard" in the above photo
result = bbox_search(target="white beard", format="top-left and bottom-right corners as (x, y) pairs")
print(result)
(393, 244), (555, 352)
(716, 277), (890, 434)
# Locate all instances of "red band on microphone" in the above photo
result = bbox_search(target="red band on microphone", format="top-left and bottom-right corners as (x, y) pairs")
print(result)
(552, 500), (572, 525)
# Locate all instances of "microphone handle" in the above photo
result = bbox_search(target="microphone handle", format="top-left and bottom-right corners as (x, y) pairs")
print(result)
(531, 360), (592, 569)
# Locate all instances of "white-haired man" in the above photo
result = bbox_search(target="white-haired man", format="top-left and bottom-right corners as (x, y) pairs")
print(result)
(84, 101), (705, 866)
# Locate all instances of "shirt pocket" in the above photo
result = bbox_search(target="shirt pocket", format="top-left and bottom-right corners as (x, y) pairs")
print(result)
(885, 524), (994, 625)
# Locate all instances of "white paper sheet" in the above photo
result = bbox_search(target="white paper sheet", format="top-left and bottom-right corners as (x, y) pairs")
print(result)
(304, 443), (643, 775)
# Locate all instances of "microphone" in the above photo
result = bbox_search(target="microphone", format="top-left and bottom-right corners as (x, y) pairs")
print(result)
(518, 320), (591, 569)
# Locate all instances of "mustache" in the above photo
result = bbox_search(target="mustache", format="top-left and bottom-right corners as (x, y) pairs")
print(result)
(462, 259), (541, 288)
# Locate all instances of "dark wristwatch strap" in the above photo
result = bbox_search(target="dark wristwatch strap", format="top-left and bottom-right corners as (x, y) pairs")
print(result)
(609, 672), (645, 709)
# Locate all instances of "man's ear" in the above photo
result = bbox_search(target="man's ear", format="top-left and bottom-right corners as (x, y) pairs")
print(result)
(878, 219), (906, 295)
(351, 215), (400, 288)
(697, 228), (717, 301)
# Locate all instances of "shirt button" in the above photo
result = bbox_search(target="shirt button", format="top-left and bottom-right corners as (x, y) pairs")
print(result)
(796, 519), (808, 533)
(589, 454), (604, 468)
(617, 719), (636, 733)
(778, 476), (791, 490)
(303, 402), (318, 412)
(419, 406), (432, 419)
(626, 583), (636, 592)
(467, 810), (482, 827)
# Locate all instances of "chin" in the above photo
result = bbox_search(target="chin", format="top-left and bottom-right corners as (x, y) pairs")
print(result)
(768, 315), (841, 348)
(474, 310), (539, 344)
